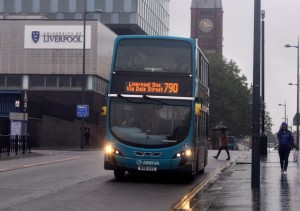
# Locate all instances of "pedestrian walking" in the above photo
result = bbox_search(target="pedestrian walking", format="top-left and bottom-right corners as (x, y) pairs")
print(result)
(277, 122), (296, 175)
(84, 127), (90, 147)
(213, 129), (231, 160)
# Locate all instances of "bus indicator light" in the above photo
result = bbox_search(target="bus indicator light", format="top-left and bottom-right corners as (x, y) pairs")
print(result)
(185, 149), (192, 157)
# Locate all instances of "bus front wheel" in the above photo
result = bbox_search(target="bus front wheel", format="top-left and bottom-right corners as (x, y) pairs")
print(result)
(114, 169), (125, 180)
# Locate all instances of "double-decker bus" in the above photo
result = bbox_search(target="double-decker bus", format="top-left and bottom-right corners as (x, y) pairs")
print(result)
(103, 35), (209, 179)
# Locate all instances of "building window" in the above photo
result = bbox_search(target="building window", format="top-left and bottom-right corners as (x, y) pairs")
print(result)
(71, 75), (82, 88)
(58, 0), (69, 12)
(51, 0), (58, 12)
(0, 0), (3, 12)
(4, 0), (14, 12)
(56, 13), (64, 19)
(22, 0), (34, 12)
(59, 75), (71, 88)
(87, 0), (95, 11)
(46, 75), (57, 88)
(0, 75), (5, 87)
(40, 0), (50, 12)
(6, 75), (22, 88)
(69, 0), (76, 12)
(30, 75), (45, 88)
(32, 0), (39, 12)
(14, 0), (22, 12)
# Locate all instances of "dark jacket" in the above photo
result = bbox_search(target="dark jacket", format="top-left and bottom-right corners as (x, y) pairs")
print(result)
(277, 129), (295, 148)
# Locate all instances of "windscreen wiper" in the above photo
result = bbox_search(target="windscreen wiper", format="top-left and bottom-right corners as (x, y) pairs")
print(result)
(117, 94), (136, 103)
(143, 95), (172, 106)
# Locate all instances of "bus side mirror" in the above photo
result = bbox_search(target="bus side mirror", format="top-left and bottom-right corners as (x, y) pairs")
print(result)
(101, 106), (107, 116)
(195, 103), (202, 116)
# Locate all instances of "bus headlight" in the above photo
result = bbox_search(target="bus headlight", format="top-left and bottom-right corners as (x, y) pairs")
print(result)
(105, 144), (114, 154)
(174, 149), (192, 158)
(105, 144), (123, 156)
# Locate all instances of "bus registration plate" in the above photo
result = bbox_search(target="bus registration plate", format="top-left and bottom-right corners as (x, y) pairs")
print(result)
(138, 166), (157, 171)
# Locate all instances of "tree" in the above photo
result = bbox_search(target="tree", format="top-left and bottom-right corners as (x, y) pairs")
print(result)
(262, 108), (273, 136)
(208, 55), (252, 139)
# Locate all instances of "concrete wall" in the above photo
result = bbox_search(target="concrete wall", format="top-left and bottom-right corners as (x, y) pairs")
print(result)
(34, 116), (105, 149)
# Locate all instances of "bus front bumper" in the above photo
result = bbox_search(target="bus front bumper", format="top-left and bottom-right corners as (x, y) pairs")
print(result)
(104, 154), (193, 173)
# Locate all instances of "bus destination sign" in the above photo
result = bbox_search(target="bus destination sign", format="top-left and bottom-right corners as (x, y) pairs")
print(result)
(125, 81), (179, 94)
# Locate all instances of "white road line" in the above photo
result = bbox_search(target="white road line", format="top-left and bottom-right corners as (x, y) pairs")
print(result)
(0, 157), (81, 173)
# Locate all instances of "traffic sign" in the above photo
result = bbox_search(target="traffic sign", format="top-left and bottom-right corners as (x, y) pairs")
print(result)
(77, 105), (89, 117)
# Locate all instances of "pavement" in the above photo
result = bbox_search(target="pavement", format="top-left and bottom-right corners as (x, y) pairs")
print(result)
(0, 149), (40, 160)
(173, 150), (300, 211)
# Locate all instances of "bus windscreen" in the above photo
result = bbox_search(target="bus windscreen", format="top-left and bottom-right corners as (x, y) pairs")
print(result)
(114, 39), (192, 73)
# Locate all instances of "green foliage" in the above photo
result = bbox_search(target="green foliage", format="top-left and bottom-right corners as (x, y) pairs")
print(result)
(208, 55), (252, 138)
(263, 109), (274, 136)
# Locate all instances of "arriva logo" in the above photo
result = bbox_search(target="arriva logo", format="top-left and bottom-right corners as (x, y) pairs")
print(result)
(136, 160), (160, 166)
(136, 160), (143, 165)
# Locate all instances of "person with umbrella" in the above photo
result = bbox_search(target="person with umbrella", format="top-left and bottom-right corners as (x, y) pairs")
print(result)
(213, 124), (231, 160)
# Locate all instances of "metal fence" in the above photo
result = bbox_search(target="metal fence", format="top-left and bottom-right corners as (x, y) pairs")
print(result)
(0, 135), (31, 157)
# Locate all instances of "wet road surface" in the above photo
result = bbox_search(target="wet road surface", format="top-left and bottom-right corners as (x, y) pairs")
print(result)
(0, 150), (243, 211)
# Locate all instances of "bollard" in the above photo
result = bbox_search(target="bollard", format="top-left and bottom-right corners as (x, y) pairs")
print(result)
(22, 135), (26, 154)
(15, 135), (19, 155)
(26, 134), (31, 153)
(260, 133), (268, 155)
(7, 135), (10, 156)
(0, 135), (2, 157)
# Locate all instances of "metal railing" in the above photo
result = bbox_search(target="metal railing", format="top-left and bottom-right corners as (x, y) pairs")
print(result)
(0, 134), (31, 157)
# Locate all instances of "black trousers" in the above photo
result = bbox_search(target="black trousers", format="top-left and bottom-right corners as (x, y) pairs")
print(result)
(278, 146), (291, 171)
(216, 146), (230, 158)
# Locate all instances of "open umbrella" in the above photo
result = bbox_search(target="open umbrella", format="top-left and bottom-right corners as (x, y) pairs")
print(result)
(212, 122), (228, 131)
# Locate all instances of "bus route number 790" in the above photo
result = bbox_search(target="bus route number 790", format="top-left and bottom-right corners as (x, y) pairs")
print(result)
(164, 82), (178, 94)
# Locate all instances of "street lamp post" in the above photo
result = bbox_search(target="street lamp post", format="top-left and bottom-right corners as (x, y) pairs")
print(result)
(261, 10), (265, 134)
(81, 1), (87, 149)
(278, 101), (287, 123)
(252, 0), (261, 188)
(81, 1), (104, 149)
(285, 38), (300, 150)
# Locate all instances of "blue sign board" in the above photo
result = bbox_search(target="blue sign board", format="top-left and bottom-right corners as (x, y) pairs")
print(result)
(77, 105), (89, 118)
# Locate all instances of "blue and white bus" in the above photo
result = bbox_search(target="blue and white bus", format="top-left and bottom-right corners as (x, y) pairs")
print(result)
(103, 35), (209, 179)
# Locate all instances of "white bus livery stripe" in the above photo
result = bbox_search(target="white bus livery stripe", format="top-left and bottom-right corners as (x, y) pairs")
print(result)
(108, 94), (195, 101)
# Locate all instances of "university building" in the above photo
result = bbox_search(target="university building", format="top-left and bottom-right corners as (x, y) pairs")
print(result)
(0, 0), (170, 148)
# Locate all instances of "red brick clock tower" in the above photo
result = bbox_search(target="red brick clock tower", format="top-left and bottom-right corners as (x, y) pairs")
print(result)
(191, 0), (223, 56)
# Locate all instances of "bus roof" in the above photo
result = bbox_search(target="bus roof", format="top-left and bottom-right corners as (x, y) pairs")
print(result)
(114, 35), (196, 45)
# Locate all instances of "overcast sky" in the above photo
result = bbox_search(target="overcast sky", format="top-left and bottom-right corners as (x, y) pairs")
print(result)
(169, 0), (300, 133)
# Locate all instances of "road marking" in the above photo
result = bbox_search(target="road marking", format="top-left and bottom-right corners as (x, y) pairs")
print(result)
(170, 159), (237, 210)
(0, 157), (81, 173)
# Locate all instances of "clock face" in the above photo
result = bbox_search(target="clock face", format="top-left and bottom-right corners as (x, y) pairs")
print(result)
(199, 18), (213, 33)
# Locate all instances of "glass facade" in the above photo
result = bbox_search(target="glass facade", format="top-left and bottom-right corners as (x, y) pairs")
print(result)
(1, 74), (107, 95)
(0, 0), (170, 35)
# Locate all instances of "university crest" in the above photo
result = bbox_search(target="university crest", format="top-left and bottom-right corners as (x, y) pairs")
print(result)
(32, 31), (40, 43)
